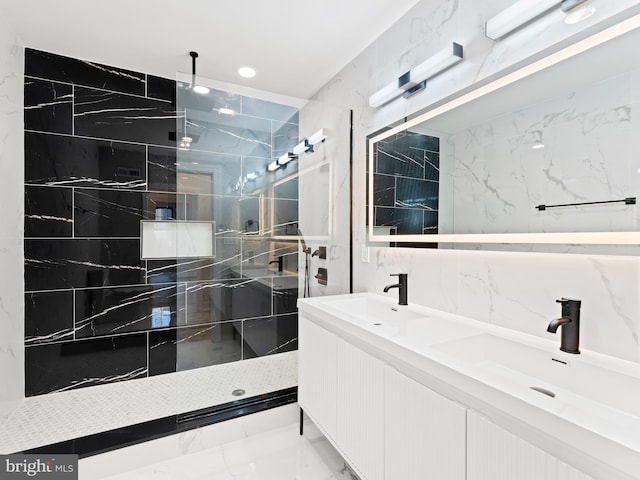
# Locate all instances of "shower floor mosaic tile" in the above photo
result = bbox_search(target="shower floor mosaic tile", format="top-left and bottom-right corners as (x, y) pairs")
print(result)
(0, 351), (297, 454)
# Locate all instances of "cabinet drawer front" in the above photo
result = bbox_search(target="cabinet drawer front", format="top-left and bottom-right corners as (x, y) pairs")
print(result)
(298, 315), (338, 441)
(337, 339), (385, 480)
(385, 368), (466, 480)
(468, 411), (593, 480)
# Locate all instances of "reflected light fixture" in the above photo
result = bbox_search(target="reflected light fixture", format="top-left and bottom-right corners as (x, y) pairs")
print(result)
(531, 131), (544, 150)
(277, 153), (294, 167)
(485, 0), (558, 40)
(308, 129), (327, 146)
(238, 66), (256, 78)
(179, 108), (192, 150)
(217, 107), (236, 115)
(563, 0), (595, 24)
(189, 51), (210, 94)
(267, 160), (279, 172)
(368, 42), (463, 108)
(292, 139), (312, 155)
(267, 152), (298, 173)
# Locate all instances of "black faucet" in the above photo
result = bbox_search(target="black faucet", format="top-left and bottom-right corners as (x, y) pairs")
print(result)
(383, 273), (408, 306)
(547, 298), (581, 354)
(269, 256), (284, 273)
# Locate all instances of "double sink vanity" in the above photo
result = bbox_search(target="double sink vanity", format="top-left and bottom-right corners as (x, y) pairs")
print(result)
(297, 291), (640, 480)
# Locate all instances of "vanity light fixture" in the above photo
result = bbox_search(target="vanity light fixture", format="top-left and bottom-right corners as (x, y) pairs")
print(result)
(267, 152), (299, 173)
(486, 0), (594, 39)
(563, 0), (595, 24)
(368, 42), (464, 108)
(277, 153), (294, 167)
(561, 0), (590, 12)
(308, 129), (327, 146)
(485, 0), (558, 40)
(189, 51), (210, 94)
(292, 139), (312, 155)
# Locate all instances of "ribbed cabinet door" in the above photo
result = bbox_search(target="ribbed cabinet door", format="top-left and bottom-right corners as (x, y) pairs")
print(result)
(385, 367), (466, 480)
(298, 315), (338, 441)
(336, 339), (385, 480)
(467, 410), (593, 480)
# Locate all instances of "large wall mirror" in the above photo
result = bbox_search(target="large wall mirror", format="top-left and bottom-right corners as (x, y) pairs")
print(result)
(368, 14), (640, 251)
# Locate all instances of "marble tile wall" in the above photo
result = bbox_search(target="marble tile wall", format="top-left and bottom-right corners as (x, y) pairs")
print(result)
(0, 20), (24, 425)
(298, 101), (352, 298)
(450, 67), (640, 235)
(24, 48), (300, 396)
(303, 0), (640, 363)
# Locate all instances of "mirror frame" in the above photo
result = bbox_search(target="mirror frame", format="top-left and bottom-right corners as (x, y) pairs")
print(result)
(368, 13), (640, 245)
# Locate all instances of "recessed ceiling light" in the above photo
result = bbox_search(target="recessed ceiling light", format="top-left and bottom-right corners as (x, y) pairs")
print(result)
(193, 85), (210, 94)
(238, 66), (256, 78)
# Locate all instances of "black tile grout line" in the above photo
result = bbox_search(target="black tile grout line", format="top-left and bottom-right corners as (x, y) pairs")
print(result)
(24, 75), (301, 126)
(23, 275), (299, 294)
(24, 314), (298, 348)
(25, 128), (282, 160)
(24, 75), (169, 104)
(19, 387), (297, 459)
(373, 171), (440, 183)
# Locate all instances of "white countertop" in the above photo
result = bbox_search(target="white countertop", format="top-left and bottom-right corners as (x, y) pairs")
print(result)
(298, 292), (640, 480)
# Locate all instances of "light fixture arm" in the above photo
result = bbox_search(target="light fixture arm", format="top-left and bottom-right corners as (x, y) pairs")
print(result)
(190, 51), (198, 87)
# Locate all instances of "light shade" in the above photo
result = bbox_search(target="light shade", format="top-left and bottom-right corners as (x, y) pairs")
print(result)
(277, 153), (293, 166)
(485, 0), (558, 40)
(292, 139), (310, 155)
(369, 82), (405, 108)
(369, 41), (464, 108)
(408, 43), (463, 86)
(308, 129), (327, 145)
(267, 160), (279, 172)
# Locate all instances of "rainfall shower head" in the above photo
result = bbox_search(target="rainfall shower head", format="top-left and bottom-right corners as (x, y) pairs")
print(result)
(189, 51), (210, 94)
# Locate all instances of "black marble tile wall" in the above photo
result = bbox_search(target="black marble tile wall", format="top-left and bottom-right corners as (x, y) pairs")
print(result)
(24, 48), (300, 396)
(24, 78), (73, 134)
(25, 49), (146, 96)
(373, 131), (440, 235)
(25, 334), (148, 396)
(24, 186), (73, 237)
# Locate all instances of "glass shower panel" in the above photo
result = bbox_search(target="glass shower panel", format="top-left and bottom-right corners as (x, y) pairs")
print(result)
(174, 78), (301, 408)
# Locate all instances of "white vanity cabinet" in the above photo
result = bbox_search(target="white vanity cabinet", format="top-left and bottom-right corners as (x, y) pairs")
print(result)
(298, 315), (338, 442)
(467, 410), (593, 480)
(336, 339), (385, 480)
(385, 367), (466, 480)
(299, 313), (466, 480)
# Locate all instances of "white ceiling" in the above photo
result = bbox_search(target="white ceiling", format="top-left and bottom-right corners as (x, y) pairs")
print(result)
(3, 0), (422, 100)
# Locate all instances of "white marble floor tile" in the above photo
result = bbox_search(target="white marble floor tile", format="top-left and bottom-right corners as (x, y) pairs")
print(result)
(97, 421), (358, 480)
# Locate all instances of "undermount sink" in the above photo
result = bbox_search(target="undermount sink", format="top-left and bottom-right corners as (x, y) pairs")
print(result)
(432, 333), (640, 440)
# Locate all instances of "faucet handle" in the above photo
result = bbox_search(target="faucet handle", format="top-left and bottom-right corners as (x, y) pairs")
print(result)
(556, 298), (581, 306)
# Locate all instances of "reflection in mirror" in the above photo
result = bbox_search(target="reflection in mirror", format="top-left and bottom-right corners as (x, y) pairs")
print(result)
(368, 17), (640, 249)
